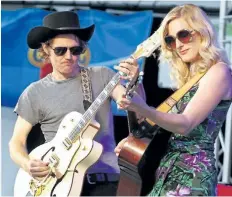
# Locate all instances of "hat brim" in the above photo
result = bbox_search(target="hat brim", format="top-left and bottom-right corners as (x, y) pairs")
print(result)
(27, 24), (95, 49)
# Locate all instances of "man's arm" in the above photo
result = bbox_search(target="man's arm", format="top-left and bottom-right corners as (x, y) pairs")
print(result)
(136, 83), (146, 102)
(9, 116), (32, 171)
(9, 116), (50, 177)
(9, 116), (32, 172)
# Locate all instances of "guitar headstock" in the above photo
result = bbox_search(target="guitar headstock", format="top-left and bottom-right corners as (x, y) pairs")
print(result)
(132, 27), (162, 59)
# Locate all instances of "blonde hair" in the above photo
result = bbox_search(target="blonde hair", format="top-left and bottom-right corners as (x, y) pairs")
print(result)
(159, 4), (231, 88)
(38, 40), (52, 62)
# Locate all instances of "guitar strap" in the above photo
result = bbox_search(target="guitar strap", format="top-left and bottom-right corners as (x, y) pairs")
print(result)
(128, 71), (206, 136)
(80, 67), (93, 111)
(146, 71), (206, 126)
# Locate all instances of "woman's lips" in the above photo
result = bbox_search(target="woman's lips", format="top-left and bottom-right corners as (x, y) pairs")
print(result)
(179, 49), (189, 55)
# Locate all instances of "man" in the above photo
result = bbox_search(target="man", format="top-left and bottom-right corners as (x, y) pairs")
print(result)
(9, 11), (145, 196)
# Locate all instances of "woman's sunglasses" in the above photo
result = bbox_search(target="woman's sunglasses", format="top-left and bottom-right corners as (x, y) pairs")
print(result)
(164, 29), (194, 50)
(49, 45), (86, 56)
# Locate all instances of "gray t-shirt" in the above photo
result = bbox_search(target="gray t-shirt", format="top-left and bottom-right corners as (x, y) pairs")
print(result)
(14, 66), (120, 174)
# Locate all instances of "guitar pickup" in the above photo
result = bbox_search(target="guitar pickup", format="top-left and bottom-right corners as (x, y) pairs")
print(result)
(62, 137), (72, 150)
(49, 154), (60, 167)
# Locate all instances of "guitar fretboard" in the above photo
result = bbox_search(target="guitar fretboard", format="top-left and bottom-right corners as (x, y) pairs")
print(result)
(68, 72), (121, 141)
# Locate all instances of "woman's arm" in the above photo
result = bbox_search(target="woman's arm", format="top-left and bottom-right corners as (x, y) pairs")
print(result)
(117, 62), (232, 135)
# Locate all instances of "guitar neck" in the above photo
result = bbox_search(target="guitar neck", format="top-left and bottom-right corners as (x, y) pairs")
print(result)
(68, 72), (121, 141)
(83, 42), (146, 124)
(84, 72), (121, 120)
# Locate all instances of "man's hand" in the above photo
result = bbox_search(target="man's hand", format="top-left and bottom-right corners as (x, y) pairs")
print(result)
(26, 158), (50, 179)
(114, 58), (139, 81)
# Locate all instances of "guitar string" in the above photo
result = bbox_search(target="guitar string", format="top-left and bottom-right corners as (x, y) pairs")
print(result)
(68, 72), (121, 141)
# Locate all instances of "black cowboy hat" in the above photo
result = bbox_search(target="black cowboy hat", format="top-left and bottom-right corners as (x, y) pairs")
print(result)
(27, 11), (95, 49)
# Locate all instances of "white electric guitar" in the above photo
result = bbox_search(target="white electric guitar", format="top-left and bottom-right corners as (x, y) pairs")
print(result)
(14, 28), (161, 197)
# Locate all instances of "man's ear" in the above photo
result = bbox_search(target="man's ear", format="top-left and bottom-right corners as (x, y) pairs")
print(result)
(42, 43), (49, 55)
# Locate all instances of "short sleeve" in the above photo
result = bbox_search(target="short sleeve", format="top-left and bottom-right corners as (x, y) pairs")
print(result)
(14, 83), (41, 126)
(100, 66), (116, 86)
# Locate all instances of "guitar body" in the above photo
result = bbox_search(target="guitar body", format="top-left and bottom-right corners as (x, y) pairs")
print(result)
(14, 111), (103, 197)
(117, 125), (171, 196)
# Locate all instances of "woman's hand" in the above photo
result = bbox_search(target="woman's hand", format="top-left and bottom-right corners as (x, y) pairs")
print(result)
(114, 57), (139, 81)
(116, 93), (148, 114)
(114, 137), (128, 156)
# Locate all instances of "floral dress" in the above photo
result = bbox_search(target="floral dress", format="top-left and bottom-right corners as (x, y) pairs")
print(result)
(148, 85), (232, 196)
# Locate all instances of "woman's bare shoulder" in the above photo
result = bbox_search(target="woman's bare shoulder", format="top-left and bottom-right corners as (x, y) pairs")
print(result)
(200, 62), (232, 100)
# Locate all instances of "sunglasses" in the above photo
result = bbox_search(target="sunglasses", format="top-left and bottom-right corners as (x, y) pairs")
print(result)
(164, 29), (194, 50)
(49, 45), (86, 56)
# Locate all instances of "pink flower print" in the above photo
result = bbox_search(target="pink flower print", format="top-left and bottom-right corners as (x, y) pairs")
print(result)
(184, 152), (211, 172)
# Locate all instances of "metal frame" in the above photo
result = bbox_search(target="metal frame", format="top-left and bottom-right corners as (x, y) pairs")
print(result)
(215, 0), (232, 184)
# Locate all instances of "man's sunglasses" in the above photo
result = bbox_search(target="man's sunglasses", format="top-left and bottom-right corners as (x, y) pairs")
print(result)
(49, 45), (86, 56)
(164, 29), (195, 50)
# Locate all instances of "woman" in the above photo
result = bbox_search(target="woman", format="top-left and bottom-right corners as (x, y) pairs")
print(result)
(114, 4), (232, 196)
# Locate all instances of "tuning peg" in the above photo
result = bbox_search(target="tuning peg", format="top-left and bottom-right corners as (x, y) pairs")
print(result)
(138, 71), (144, 83)
(139, 71), (144, 76)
